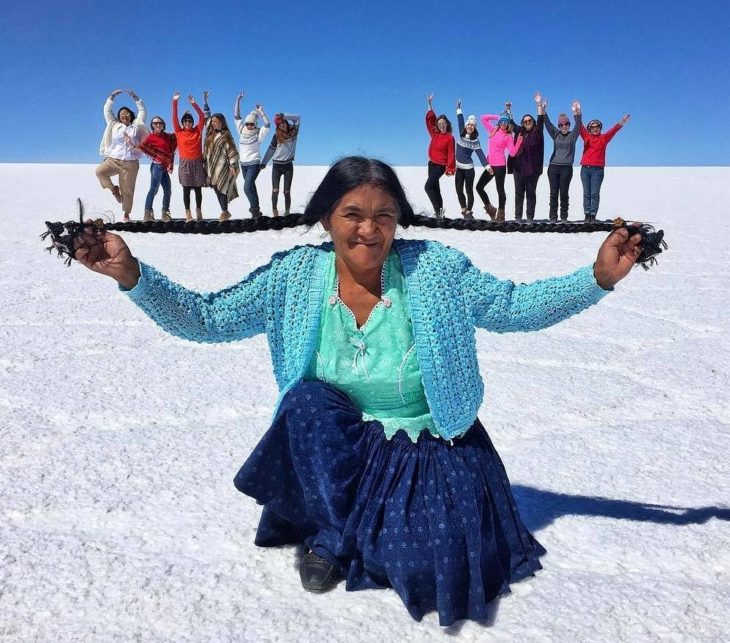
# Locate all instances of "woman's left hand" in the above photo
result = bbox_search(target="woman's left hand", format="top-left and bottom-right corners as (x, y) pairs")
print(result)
(229, 166), (236, 177)
(593, 226), (643, 289)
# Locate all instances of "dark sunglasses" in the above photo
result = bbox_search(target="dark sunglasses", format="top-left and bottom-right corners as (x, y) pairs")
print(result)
(558, 122), (570, 127)
(244, 122), (257, 127)
(151, 121), (164, 126)
(522, 118), (534, 124)
(589, 124), (601, 129)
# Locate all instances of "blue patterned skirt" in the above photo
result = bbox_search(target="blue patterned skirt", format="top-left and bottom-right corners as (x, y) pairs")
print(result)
(234, 381), (544, 626)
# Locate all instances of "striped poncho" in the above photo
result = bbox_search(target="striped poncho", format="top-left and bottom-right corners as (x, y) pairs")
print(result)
(205, 132), (240, 200)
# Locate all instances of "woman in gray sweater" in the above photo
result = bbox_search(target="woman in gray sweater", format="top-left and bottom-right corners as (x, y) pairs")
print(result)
(544, 100), (582, 221)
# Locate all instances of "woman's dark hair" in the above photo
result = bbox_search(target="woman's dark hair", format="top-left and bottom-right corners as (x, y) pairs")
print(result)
(302, 156), (415, 228)
(436, 114), (453, 133)
(117, 106), (135, 122)
(460, 124), (479, 140)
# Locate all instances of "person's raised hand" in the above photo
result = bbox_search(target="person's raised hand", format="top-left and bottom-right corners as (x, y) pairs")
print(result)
(593, 226), (643, 290)
(621, 113), (631, 126)
(188, 94), (196, 105)
(572, 100), (581, 115)
(127, 89), (139, 101)
(172, 91), (180, 101)
(74, 224), (140, 289)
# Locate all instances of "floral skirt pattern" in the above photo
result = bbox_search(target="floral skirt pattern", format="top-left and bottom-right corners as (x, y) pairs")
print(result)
(233, 380), (545, 626)
(178, 157), (207, 188)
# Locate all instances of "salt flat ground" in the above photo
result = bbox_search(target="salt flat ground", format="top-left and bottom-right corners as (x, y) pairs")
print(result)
(0, 165), (728, 642)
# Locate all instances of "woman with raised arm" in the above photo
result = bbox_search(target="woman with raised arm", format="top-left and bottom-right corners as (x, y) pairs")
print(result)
(73, 155), (644, 626)
(172, 93), (207, 221)
(477, 102), (523, 221)
(509, 92), (546, 222)
(203, 113), (240, 221)
(423, 94), (455, 218)
(544, 100), (582, 221)
(138, 117), (177, 222)
(579, 110), (631, 221)
(454, 101), (488, 219)
(96, 89), (148, 222)
(234, 92), (270, 218)
(260, 112), (300, 217)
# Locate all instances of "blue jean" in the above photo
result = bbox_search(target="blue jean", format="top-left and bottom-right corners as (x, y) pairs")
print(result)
(144, 163), (171, 211)
(241, 163), (261, 210)
(580, 165), (604, 216)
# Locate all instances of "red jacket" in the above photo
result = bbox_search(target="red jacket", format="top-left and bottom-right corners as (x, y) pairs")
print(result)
(579, 123), (622, 167)
(139, 132), (177, 171)
(426, 110), (455, 174)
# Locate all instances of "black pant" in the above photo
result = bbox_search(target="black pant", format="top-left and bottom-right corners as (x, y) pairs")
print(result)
(214, 188), (229, 211)
(455, 167), (475, 211)
(547, 164), (573, 219)
(514, 173), (540, 219)
(424, 161), (446, 213)
(182, 186), (202, 210)
(272, 162), (294, 213)
(476, 165), (506, 209)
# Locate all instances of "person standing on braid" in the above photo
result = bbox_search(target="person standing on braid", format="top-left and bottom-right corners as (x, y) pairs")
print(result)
(454, 100), (488, 219)
(172, 92), (207, 221)
(203, 113), (240, 221)
(260, 112), (300, 216)
(544, 100), (582, 221)
(137, 117), (177, 222)
(424, 93), (455, 218)
(96, 89), (149, 222)
(579, 109), (631, 221)
(477, 102), (523, 221)
(234, 92), (270, 218)
(509, 92), (545, 222)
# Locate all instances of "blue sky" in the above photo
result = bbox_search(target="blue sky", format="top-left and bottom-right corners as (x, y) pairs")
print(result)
(2, 0), (727, 165)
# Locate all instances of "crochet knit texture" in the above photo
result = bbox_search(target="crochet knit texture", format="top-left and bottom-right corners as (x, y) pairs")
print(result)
(125, 239), (608, 439)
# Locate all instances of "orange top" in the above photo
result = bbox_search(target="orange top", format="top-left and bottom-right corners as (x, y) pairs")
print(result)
(173, 101), (205, 160)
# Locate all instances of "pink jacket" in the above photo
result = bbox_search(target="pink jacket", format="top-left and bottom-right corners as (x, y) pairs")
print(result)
(480, 114), (523, 166)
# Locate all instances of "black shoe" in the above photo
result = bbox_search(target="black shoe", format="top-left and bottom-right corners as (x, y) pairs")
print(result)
(299, 550), (341, 593)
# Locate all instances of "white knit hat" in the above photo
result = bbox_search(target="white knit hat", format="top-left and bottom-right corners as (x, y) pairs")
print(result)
(244, 110), (258, 125)
(466, 115), (477, 126)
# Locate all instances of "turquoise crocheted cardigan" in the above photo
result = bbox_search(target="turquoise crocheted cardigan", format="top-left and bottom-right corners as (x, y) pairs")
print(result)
(125, 238), (608, 439)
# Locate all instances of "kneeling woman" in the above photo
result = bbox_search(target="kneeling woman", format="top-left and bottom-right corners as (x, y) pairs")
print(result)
(74, 157), (642, 626)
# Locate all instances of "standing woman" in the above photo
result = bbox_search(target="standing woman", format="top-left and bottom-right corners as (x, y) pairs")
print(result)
(454, 101), (488, 219)
(544, 100), (582, 221)
(260, 112), (300, 217)
(172, 92), (207, 221)
(510, 92), (545, 222)
(96, 89), (149, 222)
(234, 92), (270, 218)
(580, 110), (631, 221)
(138, 117), (177, 222)
(424, 94), (455, 218)
(204, 113), (240, 221)
(477, 103), (523, 221)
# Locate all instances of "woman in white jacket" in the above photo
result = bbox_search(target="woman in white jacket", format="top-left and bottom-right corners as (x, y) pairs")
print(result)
(95, 89), (149, 222)
(233, 92), (270, 218)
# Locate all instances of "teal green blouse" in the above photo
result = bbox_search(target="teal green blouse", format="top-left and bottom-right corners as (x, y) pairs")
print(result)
(304, 251), (439, 441)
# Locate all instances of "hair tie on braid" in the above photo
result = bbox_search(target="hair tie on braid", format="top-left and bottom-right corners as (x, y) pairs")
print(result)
(41, 199), (667, 269)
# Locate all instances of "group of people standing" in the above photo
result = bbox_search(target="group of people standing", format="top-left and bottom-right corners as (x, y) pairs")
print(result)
(424, 92), (631, 222)
(95, 89), (301, 222)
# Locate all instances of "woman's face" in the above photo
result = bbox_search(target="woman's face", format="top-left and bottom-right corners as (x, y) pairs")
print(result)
(499, 121), (509, 130)
(211, 116), (223, 132)
(322, 184), (399, 275)
(151, 120), (165, 132)
(465, 122), (475, 134)
(277, 120), (289, 132)
(437, 118), (448, 134)
(589, 123), (602, 135)
(522, 116), (534, 131)
(119, 109), (133, 125)
(182, 119), (193, 130)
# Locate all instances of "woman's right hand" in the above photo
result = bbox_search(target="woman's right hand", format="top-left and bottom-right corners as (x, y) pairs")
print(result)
(74, 226), (140, 290)
(188, 94), (196, 105)
(110, 89), (123, 98)
(173, 91), (180, 101)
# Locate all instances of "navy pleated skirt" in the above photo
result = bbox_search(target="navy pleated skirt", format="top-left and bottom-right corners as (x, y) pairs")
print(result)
(234, 381), (545, 626)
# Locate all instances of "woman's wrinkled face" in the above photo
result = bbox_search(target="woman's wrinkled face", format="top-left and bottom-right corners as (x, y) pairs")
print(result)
(322, 184), (399, 274)
(119, 109), (133, 125)
(211, 116), (223, 132)
(437, 118), (448, 134)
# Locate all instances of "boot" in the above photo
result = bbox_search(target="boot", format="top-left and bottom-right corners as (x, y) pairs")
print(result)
(496, 208), (505, 222)
(549, 214), (558, 222)
(143, 209), (155, 222)
(185, 209), (193, 222)
(161, 209), (172, 222)
(219, 211), (231, 222)
(463, 210), (474, 220)
(196, 208), (203, 221)
(272, 208), (279, 217)
(485, 203), (497, 220)
(249, 205), (262, 218)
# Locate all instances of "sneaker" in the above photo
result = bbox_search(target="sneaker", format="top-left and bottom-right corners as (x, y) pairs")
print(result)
(143, 209), (155, 222)
(161, 209), (172, 222)
(299, 550), (341, 593)
(219, 211), (231, 222)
